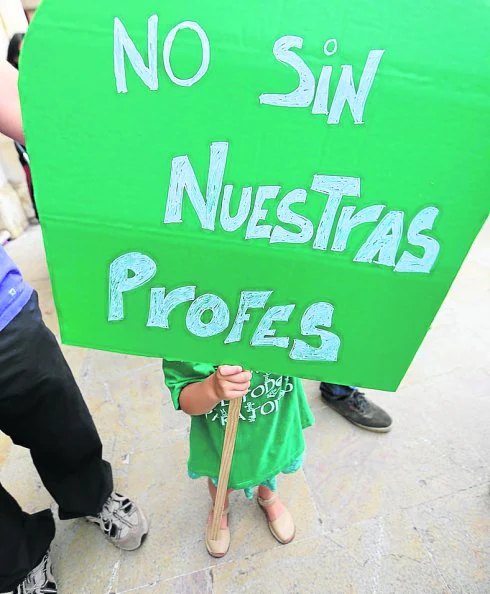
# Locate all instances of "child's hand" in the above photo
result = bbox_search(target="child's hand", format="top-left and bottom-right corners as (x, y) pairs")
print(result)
(212, 365), (252, 402)
(179, 365), (252, 415)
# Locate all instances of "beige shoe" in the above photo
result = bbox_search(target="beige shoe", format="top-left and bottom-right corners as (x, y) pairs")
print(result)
(258, 494), (295, 545)
(205, 507), (230, 558)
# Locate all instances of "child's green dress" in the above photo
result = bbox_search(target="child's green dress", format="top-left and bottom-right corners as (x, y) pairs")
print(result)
(163, 360), (314, 496)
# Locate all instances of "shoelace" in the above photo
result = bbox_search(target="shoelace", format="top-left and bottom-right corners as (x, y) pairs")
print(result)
(98, 495), (134, 538)
(18, 555), (55, 594)
(350, 390), (369, 413)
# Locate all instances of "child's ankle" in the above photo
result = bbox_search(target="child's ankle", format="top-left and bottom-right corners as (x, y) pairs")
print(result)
(258, 485), (276, 501)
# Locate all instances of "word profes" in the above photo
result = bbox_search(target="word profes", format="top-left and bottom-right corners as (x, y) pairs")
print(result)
(108, 252), (342, 363)
(113, 16), (384, 124)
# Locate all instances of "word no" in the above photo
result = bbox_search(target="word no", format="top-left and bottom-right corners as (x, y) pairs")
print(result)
(114, 16), (210, 91)
(108, 252), (341, 363)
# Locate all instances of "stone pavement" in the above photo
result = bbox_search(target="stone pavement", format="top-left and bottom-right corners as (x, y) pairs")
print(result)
(2, 223), (489, 594)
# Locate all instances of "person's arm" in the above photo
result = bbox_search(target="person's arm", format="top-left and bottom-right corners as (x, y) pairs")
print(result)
(0, 61), (25, 144)
(179, 365), (251, 416)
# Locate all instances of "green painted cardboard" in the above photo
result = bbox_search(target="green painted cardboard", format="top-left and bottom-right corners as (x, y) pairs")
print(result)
(20, 0), (489, 390)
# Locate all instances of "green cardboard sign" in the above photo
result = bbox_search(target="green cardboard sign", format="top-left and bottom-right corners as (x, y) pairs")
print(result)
(20, 0), (489, 390)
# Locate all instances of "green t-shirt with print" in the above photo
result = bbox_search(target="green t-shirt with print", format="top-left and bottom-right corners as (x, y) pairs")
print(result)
(163, 360), (314, 490)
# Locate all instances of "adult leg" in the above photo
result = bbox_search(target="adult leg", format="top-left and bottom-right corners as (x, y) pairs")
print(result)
(0, 292), (113, 590)
(0, 485), (54, 592)
(319, 383), (355, 401)
(0, 292), (113, 520)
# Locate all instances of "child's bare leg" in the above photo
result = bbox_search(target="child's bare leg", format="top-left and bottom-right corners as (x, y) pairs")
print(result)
(257, 484), (286, 521)
(207, 478), (232, 528)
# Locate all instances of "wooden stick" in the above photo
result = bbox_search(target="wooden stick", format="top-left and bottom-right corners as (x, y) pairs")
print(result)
(210, 397), (242, 541)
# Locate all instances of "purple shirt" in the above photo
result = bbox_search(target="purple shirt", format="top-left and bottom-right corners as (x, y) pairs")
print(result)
(0, 245), (33, 332)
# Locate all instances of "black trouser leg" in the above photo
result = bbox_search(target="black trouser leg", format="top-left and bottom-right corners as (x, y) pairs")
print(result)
(319, 382), (356, 401)
(0, 292), (113, 590)
(0, 486), (55, 592)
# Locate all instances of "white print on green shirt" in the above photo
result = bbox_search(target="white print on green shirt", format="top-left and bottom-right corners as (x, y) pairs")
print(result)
(205, 373), (294, 426)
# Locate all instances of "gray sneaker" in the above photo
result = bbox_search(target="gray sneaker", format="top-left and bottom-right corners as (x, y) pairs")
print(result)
(86, 492), (149, 551)
(320, 387), (393, 432)
(9, 551), (57, 594)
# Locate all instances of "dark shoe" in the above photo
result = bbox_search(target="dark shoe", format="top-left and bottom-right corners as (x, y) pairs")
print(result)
(320, 386), (392, 432)
(86, 492), (149, 551)
(11, 551), (57, 593)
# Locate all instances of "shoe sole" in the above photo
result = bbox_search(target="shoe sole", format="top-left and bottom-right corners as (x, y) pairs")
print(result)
(351, 420), (392, 433)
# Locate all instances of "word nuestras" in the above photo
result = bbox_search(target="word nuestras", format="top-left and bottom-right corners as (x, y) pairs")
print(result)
(164, 141), (440, 274)
(108, 252), (341, 362)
